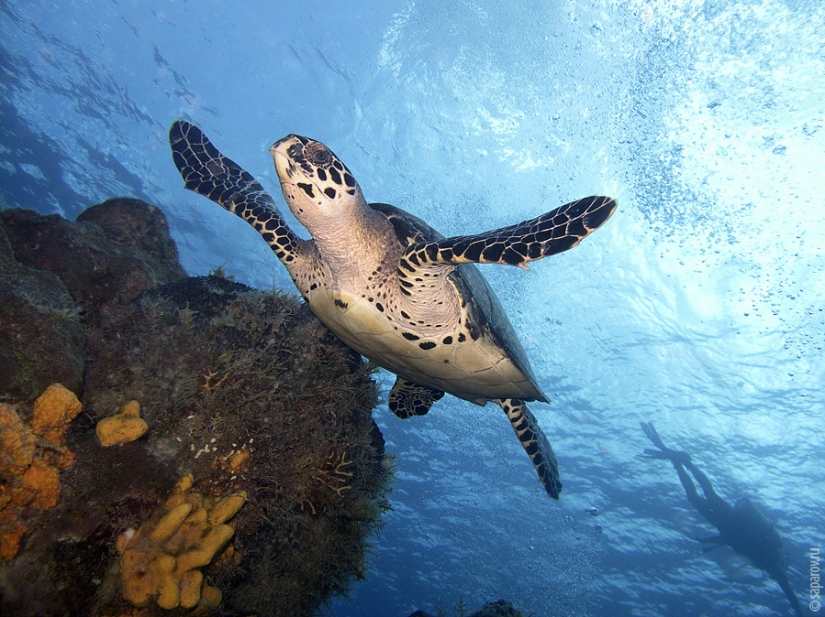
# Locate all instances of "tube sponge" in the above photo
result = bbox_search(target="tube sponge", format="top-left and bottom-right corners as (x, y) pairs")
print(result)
(119, 474), (246, 610)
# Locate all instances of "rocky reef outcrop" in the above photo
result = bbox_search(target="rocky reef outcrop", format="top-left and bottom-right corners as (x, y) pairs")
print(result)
(0, 198), (390, 617)
(408, 599), (527, 617)
(1, 197), (186, 321)
(0, 224), (85, 400)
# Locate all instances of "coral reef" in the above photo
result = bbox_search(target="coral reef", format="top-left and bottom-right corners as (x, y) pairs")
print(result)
(119, 474), (246, 610)
(84, 275), (389, 617)
(0, 384), (81, 561)
(0, 202), (390, 617)
(96, 400), (149, 447)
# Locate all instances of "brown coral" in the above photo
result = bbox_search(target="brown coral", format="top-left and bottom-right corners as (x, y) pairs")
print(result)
(0, 383), (80, 560)
(119, 474), (246, 610)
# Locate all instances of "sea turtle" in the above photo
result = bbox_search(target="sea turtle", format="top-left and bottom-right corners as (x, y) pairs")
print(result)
(169, 120), (616, 499)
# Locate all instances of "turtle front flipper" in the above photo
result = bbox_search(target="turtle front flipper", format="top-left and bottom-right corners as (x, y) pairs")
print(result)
(388, 377), (444, 419)
(400, 196), (616, 274)
(169, 121), (315, 278)
(497, 398), (561, 499)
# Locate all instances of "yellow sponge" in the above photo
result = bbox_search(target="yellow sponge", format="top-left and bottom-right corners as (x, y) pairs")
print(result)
(119, 474), (246, 609)
(96, 400), (148, 447)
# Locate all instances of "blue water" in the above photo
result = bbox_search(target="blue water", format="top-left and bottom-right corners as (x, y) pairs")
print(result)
(2, 1), (823, 616)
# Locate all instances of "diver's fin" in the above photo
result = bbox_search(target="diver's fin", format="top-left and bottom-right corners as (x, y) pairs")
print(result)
(640, 422), (692, 465)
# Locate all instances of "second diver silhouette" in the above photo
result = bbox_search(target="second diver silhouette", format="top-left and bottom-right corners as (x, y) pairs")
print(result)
(641, 421), (805, 617)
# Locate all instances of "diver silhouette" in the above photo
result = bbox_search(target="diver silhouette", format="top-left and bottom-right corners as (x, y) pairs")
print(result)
(641, 422), (806, 617)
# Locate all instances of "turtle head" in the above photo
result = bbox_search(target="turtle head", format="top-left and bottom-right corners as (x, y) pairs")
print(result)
(270, 135), (365, 230)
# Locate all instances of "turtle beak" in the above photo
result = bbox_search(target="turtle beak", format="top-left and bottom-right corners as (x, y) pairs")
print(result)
(270, 138), (296, 182)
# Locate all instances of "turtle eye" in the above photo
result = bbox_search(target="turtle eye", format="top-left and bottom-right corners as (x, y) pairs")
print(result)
(310, 148), (332, 166)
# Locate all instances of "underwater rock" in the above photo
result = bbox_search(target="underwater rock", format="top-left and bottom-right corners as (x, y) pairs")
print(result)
(0, 224), (85, 400)
(408, 599), (525, 617)
(76, 197), (186, 284)
(469, 599), (525, 617)
(0, 223), (10, 257)
(95, 399), (149, 447)
(0, 198), (185, 322)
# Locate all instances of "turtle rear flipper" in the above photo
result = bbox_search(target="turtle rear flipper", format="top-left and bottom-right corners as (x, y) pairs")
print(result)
(498, 398), (561, 499)
(388, 377), (444, 419)
(399, 196), (616, 275)
(169, 121), (313, 273)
